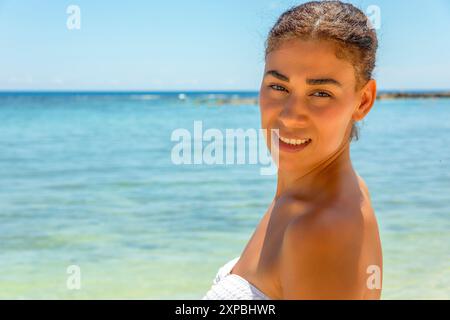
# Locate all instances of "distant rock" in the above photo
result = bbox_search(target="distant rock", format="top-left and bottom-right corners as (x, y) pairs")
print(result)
(376, 91), (450, 100)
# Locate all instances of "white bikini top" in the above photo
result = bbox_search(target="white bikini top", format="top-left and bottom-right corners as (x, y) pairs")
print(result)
(202, 256), (271, 300)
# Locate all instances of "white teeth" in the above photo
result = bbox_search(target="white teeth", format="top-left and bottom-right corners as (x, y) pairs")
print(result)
(279, 136), (311, 145)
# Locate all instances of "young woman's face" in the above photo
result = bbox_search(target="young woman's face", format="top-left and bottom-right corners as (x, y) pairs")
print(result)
(259, 38), (365, 172)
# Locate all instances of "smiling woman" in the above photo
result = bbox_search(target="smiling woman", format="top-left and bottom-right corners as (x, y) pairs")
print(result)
(203, 0), (382, 300)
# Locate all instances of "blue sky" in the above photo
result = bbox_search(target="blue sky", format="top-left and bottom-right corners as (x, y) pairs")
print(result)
(0, 0), (449, 91)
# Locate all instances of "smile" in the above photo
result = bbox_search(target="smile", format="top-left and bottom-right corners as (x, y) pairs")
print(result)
(274, 133), (312, 153)
(278, 135), (312, 145)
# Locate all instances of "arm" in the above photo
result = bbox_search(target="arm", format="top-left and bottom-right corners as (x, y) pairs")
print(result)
(279, 211), (363, 299)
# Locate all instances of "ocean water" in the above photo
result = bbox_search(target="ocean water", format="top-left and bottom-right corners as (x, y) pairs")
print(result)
(0, 92), (448, 299)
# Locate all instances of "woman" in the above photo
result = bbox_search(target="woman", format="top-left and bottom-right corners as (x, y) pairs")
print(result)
(203, 0), (382, 300)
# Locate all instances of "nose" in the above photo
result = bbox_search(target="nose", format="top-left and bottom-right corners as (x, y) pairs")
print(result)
(278, 96), (309, 129)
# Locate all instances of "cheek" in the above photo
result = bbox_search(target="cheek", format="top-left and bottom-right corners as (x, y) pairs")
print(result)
(259, 95), (279, 128)
(313, 103), (352, 146)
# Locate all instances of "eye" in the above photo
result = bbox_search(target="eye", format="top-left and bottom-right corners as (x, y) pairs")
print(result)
(311, 91), (332, 98)
(268, 84), (288, 92)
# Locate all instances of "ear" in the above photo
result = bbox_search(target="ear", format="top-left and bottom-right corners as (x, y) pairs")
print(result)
(352, 79), (377, 121)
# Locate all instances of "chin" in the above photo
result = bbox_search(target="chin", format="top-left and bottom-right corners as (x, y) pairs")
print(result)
(277, 154), (307, 172)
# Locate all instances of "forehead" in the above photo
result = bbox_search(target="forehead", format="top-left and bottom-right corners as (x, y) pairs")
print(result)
(265, 38), (355, 83)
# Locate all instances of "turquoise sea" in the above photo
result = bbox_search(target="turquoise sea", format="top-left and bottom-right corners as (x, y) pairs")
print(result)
(0, 92), (449, 299)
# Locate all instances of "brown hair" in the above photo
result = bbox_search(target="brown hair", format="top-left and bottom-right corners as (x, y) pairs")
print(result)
(264, 0), (378, 142)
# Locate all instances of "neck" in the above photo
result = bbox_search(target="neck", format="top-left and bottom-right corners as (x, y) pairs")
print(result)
(275, 138), (353, 202)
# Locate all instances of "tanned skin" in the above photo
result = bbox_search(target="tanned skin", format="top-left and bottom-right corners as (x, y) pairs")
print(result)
(230, 38), (382, 300)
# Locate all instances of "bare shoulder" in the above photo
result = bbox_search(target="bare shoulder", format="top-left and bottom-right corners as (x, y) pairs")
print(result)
(279, 205), (365, 299)
(275, 173), (381, 299)
(282, 204), (364, 256)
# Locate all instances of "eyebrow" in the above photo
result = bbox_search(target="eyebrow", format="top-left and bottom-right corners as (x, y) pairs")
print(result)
(265, 70), (289, 82)
(264, 70), (342, 87)
(306, 78), (342, 87)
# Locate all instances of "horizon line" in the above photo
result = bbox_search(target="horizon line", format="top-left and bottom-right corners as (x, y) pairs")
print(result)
(1, 88), (450, 94)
